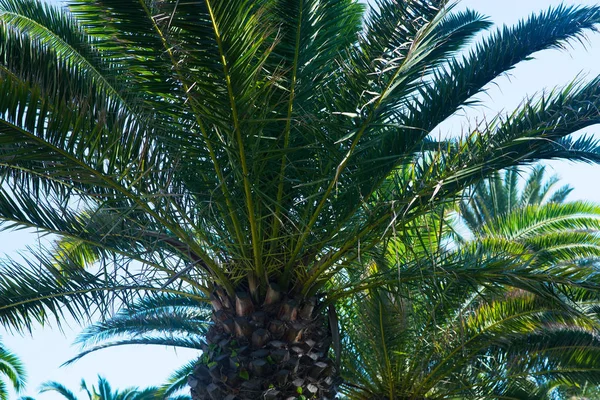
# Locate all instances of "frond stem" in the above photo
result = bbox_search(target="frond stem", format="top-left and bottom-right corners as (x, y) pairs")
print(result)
(204, 0), (263, 282)
(271, 0), (304, 261)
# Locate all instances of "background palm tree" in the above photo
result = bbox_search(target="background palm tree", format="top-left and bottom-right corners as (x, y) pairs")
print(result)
(458, 165), (573, 236)
(20, 375), (189, 400)
(339, 280), (600, 400)
(339, 166), (600, 399)
(453, 167), (600, 300)
(2, 1), (600, 398)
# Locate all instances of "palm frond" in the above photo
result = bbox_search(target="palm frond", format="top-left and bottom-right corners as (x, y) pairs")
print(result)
(73, 293), (209, 348)
(39, 381), (79, 400)
(157, 360), (197, 399)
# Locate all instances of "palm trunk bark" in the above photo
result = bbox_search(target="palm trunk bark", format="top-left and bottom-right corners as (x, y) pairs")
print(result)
(188, 285), (337, 400)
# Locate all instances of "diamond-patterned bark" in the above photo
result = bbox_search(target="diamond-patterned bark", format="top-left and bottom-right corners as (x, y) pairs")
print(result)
(189, 285), (337, 400)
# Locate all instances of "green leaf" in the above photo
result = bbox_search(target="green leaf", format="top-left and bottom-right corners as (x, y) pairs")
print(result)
(239, 370), (249, 381)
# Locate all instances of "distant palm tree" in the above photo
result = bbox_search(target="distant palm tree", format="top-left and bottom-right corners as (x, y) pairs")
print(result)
(21, 376), (189, 400)
(454, 166), (600, 290)
(0, 340), (25, 400)
(458, 165), (573, 237)
(454, 166), (600, 400)
(339, 281), (600, 400)
(3, 1), (600, 398)
(339, 167), (600, 399)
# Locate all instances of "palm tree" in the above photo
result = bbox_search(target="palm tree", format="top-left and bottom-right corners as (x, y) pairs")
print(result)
(458, 164), (573, 237)
(339, 280), (600, 400)
(453, 166), (600, 400)
(21, 376), (188, 400)
(0, 340), (26, 400)
(337, 169), (600, 399)
(2, 0), (600, 398)
(454, 166), (600, 276)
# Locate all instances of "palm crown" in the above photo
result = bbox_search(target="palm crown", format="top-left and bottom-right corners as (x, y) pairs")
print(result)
(1, 0), (600, 302)
(3, 0), (600, 398)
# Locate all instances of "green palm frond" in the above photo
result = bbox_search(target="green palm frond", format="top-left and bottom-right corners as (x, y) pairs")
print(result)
(63, 292), (209, 365)
(158, 361), (197, 399)
(0, 255), (114, 331)
(64, 337), (205, 367)
(481, 202), (600, 238)
(40, 382), (79, 400)
(0, 244), (210, 333)
(459, 165), (570, 234)
(74, 294), (210, 346)
(0, 342), (25, 400)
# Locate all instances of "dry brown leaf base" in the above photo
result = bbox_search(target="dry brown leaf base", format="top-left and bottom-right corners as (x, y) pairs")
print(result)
(189, 286), (337, 400)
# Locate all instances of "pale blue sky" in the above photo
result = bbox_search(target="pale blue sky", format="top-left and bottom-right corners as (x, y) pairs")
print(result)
(2, 0), (600, 399)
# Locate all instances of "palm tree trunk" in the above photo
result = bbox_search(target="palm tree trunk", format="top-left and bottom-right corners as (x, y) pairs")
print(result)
(188, 285), (337, 400)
